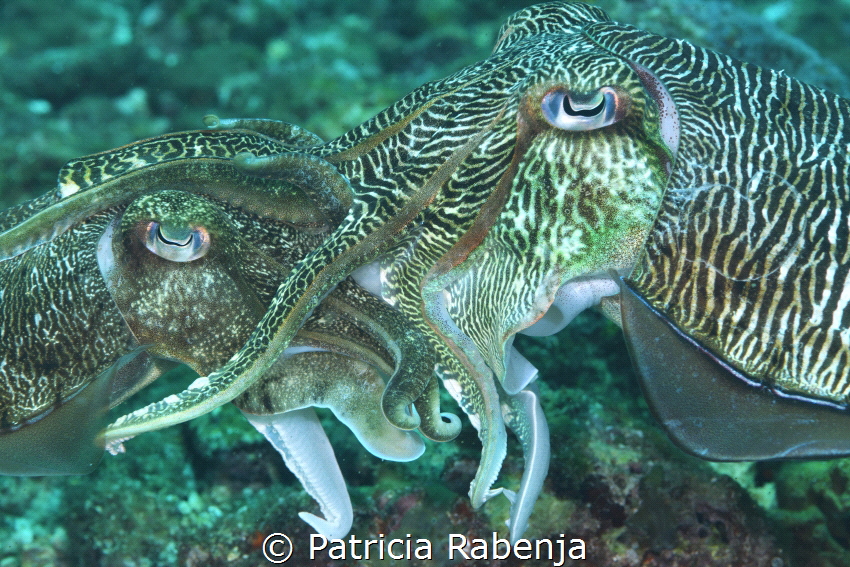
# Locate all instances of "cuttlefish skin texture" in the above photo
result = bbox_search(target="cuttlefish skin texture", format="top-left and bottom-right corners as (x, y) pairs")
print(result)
(106, 189), (434, 539)
(111, 2), (672, 542)
(0, 123), (433, 539)
(0, 209), (140, 475)
(2, 1), (849, 544)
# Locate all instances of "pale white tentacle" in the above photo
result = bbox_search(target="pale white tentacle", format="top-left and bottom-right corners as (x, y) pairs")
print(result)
(242, 409), (353, 540)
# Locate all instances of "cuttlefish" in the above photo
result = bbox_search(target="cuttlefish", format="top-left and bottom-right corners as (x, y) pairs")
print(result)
(2, 1), (849, 543)
(0, 121), (455, 539)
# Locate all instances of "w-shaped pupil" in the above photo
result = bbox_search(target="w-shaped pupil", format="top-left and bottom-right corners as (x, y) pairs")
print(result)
(563, 95), (605, 117)
(157, 226), (192, 247)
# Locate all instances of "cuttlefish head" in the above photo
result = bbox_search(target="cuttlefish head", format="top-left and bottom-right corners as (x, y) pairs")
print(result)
(102, 188), (431, 455)
(101, 190), (275, 374)
(99, 188), (431, 538)
(426, 10), (681, 387)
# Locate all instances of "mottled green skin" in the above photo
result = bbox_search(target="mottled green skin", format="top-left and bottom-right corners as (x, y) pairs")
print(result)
(0, 210), (136, 427)
(0, 123), (438, 476)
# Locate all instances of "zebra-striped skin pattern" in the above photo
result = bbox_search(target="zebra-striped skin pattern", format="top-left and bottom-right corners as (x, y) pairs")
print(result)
(102, 1), (850, 539)
(591, 23), (850, 402)
(2, 0), (848, 543)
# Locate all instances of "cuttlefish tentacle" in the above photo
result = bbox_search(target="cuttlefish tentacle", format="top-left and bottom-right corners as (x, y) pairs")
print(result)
(421, 275), (508, 507)
(411, 376), (463, 442)
(242, 408), (353, 540)
(407, 101), (539, 505)
(439, 363), (508, 508)
(237, 351), (428, 540)
(423, 245), (544, 519)
(499, 384), (550, 544)
(379, 366), (429, 431)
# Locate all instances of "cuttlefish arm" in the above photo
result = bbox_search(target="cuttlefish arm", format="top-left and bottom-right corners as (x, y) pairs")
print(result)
(422, 275), (508, 508)
(237, 349), (426, 463)
(235, 286), (434, 540)
(236, 290), (442, 539)
(243, 408), (352, 540)
(238, 350), (425, 540)
(0, 121), (328, 261)
(320, 283), (461, 442)
(202, 115), (323, 148)
(500, 385), (549, 544)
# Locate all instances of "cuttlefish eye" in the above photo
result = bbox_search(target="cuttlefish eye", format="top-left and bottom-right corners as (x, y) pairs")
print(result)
(144, 221), (211, 262)
(541, 86), (623, 131)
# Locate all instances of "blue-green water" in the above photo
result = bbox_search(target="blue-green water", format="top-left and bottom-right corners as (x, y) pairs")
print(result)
(1, 1), (849, 565)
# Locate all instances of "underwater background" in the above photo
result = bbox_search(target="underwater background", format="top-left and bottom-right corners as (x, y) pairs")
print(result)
(1, 0), (849, 565)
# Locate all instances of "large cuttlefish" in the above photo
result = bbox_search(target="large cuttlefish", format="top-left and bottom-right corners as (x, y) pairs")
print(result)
(1, 2), (848, 542)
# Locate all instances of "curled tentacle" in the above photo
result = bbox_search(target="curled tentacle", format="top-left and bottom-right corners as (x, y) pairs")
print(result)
(412, 375), (462, 442)
(380, 372), (426, 431)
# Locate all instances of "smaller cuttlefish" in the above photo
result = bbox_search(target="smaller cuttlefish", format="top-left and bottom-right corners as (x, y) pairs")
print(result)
(0, 120), (450, 539)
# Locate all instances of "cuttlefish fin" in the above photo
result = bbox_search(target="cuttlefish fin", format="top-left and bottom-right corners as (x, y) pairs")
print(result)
(619, 276), (850, 460)
(202, 115), (323, 148)
(0, 347), (149, 475)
